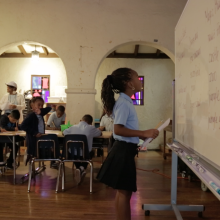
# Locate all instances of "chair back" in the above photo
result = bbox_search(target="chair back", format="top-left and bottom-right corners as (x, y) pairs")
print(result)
(63, 134), (89, 160)
(36, 134), (59, 159)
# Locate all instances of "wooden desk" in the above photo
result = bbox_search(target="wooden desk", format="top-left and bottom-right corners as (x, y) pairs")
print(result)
(0, 130), (112, 184)
(0, 130), (112, 139)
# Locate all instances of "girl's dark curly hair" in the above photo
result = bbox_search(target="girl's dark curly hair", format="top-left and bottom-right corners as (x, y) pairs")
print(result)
(101, 68), (133, 115)
(29, 96), (44, 109)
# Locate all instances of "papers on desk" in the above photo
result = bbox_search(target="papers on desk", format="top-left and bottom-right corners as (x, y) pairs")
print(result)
(139, 118), (171, 152)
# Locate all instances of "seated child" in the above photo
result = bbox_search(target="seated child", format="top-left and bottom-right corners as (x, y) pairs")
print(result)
(0, 110), (21, 168)
(98, 110), (114, 132)
(46, 105), (66, 130)
(20, 97), (51, 164)
(63, 114), (102, 185)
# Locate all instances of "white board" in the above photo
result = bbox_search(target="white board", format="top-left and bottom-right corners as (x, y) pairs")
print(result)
(175, 0), (220, 168)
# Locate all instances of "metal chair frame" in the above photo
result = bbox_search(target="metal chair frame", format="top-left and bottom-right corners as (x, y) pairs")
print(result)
(61, 140), (93, 193)
(28, 139), (61, 193)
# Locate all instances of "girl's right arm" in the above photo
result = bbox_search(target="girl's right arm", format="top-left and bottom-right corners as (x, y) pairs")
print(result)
(114, 124), (159, 139)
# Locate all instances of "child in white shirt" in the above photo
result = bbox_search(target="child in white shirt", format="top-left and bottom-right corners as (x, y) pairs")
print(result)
(47, 105), (66, 130)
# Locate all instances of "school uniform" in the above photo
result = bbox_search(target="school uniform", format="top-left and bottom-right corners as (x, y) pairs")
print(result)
(97, 93), (139, 192)
(100, 114), (113, 131)
(20, 107), (51, 156)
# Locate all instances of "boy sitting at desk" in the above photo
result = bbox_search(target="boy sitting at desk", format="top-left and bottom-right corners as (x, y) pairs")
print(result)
(0, 110), (22, 169)
(46, 105), (66, 130)
(63, 114), (102, 185)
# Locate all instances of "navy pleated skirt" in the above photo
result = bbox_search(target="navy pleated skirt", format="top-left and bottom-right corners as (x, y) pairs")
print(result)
(97, 140), (138, 192)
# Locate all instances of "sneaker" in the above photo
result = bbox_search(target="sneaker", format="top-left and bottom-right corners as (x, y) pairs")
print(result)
(78, 169), (86, 185)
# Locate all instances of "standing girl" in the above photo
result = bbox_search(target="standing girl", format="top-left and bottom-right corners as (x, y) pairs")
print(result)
(97, 68), (159, 220)
(20, 97), (51, 164)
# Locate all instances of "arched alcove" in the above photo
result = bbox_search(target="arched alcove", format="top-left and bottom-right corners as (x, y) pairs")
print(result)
(0, 41), (67, 100)
(95, 42), (174, 149)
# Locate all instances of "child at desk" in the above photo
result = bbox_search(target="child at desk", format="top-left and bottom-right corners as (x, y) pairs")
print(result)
(96, 68), (159, 220)
(98, 109), (114, 132)
(20, 97), (51, 164)
(63, 114), (102, 185)
(0, 110), (22, 169)
(46, 105), (66, 130)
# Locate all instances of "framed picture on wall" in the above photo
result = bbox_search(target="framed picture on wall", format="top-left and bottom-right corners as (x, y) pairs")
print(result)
(31, 75), (50, 103)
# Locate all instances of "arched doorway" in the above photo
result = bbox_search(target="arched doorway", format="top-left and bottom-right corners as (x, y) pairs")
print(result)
(95, 42), (174, 149)
(0, 41), (67, 102)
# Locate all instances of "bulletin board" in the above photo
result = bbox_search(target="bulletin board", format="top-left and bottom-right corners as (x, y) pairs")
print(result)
(31, 75), (50, 103)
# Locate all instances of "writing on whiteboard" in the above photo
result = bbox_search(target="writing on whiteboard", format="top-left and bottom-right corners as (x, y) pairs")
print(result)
(217, 22), (220, 36)
(208, 31), (215, 41)
(208, 113), (218, 129)
(190, 32), (198, 46)
(209, 71), (217, 82)
(190, 48), (201, 62)
(205, 8), (214, 23)
(177, 50), (185, 62)
(215, 0), (220, 13)
(190, 68), (200, 78)
(178, 28), (186, 45)
(209, 47), (219, 62)
(209, 89), (220, 104)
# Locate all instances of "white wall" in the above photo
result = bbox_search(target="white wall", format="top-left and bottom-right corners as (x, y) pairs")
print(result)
(0, 0), (187, 124)
(0, 58), (67, 98)
(95, 58), (174, 149)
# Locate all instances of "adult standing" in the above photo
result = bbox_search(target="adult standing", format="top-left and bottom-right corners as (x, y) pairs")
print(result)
(0, 81), (25, 124)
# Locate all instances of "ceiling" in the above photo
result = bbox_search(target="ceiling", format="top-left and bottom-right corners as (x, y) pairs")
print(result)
(107, 44), (170, 59)
(0, 43), (170, 59)
(0, 43), (58, 58)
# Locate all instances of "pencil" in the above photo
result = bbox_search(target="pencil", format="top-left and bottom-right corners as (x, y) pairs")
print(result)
(155, 120), (163, 129)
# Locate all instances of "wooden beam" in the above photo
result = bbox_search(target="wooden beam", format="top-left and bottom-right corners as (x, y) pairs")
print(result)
(0, 53), (58, 58)
(107, 52), (170, 59)
(156, 49), (161, 57)
(134, 45), (139, 56)
(17, 45), (27, 55)
(42, 46), (49, 55)
(111, 51), (115, 56)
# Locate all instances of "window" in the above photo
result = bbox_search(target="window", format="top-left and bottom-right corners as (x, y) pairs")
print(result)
(31, 75), (50, 103)
(131, 76), (144, 105)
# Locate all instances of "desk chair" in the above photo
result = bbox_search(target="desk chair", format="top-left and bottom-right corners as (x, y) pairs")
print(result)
(92, 135), (112, 164)
(60, 134), (93, 193)
(27, 134), (61, 193)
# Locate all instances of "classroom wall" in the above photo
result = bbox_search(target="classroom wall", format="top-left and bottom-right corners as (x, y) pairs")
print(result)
(0, 58), (67, 98)
(95, 58), (174, 149)
(0, 0), (187, 124)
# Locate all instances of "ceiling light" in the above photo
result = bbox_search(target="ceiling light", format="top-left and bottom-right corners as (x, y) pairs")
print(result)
(32, 45), (39, 60)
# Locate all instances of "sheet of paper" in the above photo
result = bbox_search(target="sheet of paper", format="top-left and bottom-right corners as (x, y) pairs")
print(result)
(141, 118), (171, 150)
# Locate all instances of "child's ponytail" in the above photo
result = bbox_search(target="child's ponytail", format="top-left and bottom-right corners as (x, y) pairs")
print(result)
(101, 68), (132, 115)
(101, 76), (115, 116)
